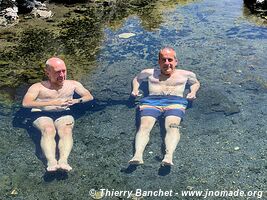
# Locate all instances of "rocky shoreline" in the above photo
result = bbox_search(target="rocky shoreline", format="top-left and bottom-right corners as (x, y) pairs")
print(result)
(1, 0), (267, 27)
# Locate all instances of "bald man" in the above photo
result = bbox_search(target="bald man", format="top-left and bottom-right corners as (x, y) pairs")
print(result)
(23, 57), (93, 172)
(129, 47), (200, 166)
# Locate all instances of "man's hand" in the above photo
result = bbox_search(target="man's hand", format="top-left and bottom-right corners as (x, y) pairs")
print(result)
(51, 99), (73, 107)
(131, 90), (142, 97)
(186, 92), (197, 100)
(65, 99), (80, 106)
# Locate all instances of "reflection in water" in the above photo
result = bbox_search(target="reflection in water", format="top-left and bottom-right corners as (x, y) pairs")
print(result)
(0, 0), (197, 106)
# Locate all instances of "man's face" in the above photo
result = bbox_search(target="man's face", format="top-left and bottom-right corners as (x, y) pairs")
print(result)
(46, 62), (67, 86)
(158, 49), (178, 76)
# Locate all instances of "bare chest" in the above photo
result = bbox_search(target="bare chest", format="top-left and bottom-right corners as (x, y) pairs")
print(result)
(148, 74), (188, 87)
(37, 84), (75, 100)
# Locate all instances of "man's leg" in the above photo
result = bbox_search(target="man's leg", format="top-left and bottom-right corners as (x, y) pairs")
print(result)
(55, 115), (74, 171)
(129, 116), (156, 165)
(33, 117), (58, 171)
(162, 116), (182, 166)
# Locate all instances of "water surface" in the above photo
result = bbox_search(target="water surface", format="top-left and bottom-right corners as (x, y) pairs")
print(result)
(0, 0), (266, 199)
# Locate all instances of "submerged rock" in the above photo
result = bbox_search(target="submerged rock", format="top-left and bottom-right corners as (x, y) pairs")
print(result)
(196, 88), (240, 116)
(118, 32), (136, 39)
(119, 33), (135, 39)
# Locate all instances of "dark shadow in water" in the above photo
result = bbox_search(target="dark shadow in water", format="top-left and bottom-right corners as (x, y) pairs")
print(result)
(159, 116), (167, 162)
(158, 165), (171, 176)
(127, 81), (150, 160)
(43, 170), (68, 182)
(12, 107), (45, 164)
(120, 164), (138, 174)
(87, 96), (138, 113)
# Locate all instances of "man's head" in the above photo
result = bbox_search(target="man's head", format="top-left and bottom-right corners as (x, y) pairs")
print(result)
(158, 47), (178, 76)
(45, 57), (67, 86)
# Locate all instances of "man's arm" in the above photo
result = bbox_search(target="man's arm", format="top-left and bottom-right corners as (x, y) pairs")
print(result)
(70, 81), (94, 104)
(22, 83), (68, 108)
(186, 72), (200, 100)
(132, 69), (152, 96)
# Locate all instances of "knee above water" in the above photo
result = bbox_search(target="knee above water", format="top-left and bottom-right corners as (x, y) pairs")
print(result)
(42, 126), (56, 136)
(139, 124), (153, 132)
(58, 127), (73, 136)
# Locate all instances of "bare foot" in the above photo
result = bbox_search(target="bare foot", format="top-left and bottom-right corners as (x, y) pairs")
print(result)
(47, 161), (59, 172)
(128, 157), (144, 165)
(161, 156), (174, 166)
(58, 161), (72, 172)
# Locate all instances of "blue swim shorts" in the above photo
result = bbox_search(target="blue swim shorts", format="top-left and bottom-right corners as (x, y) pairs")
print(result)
(31, 110), (73, 122)
(139, 95), (188, 119)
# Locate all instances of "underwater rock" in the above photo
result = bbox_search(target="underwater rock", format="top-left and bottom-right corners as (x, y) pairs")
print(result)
(240, 79), (267, 92)
(118, 32), (136, 39)
(196, 88), (240, 116)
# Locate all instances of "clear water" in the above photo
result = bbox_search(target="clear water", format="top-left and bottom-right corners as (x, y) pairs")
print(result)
(0, 0), (266, 199)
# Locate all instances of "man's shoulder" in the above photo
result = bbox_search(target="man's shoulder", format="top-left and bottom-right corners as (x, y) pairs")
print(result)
(26, 81), (46, 93)
(29, 82), (44, 89)
(65, 80), (75, 84)
(175, 69), (195, 75)
(64, 80), (84, 88)
(137, 68), (154, 77)
(65, 80), (81, 85)
(141, 68), (154, 73)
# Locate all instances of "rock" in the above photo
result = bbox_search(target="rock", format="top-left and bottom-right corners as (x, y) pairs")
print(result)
(31, 7), (52, 18)
(11, 188), (19, 195)
(16, 0), (46, 13)
(0, 6), (18, 18)
(118, 32), (136, 39)
(244, 0), (267, 19)
(0, 5), (19, 26)
(0, 0), (17, 10)
(74, 7), (88, 13)
(3, 6), (19, 20)
(196, 88), (240, 116)
(0, 17), (8, 26)
(91, 190), (104, 199)
(234, 146), (240, 151)
(240, 79), (266, 92)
